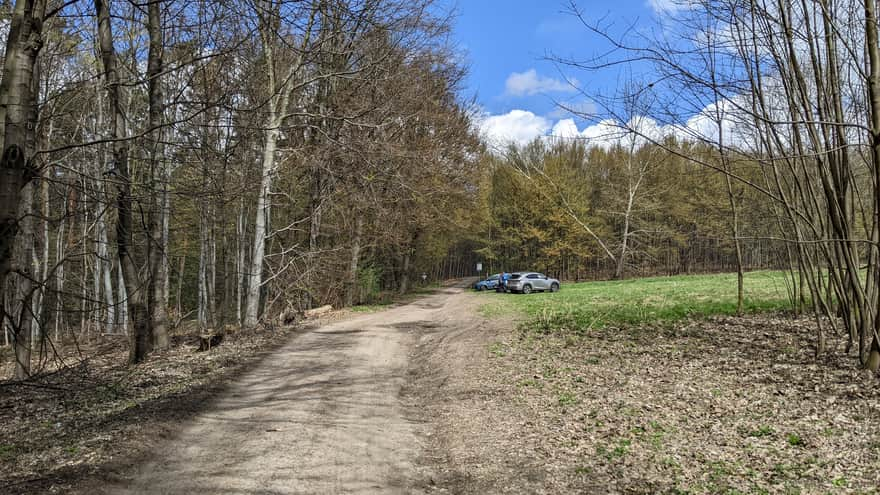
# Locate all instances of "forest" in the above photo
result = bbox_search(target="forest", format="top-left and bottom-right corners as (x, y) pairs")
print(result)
(2, 0), (880, 378)
(0, 0), (487, 377)
(4, 0), (880, 492)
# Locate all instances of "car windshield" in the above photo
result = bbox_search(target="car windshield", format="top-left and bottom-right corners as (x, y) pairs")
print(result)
(488, 275), (499, 281)
(509, 274), (521, 280)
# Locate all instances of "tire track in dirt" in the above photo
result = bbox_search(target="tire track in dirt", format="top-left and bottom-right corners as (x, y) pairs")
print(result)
(94, 287), (475, 494)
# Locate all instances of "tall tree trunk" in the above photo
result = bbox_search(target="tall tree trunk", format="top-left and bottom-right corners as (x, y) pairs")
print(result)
(864, 0), (880, 372)
(243, 2), (317, 327)
(0, 0), (47, 372)
(399, 249), (411, 296)
(12, 182), (35, 378)
(117, 261), (127, 333)
(346, 215), (363, 307)
(34, 142), (49, 351)
(615, 187), (635, 280)
(198, 209), (208, 327)
(724, 172), (745, 316)
(236, 197), (246, 325)
(96, 0), (151, 363)
(306, 162), (324, 302)
(244, 125), (278, 327)
(400, 232), (419, 295)
(98, 210), (115, 333)
(147, 0), (169, 350)
(93, 80), (115, 334)
(198, 199), (216, 328)
(53, 202), (65, 341)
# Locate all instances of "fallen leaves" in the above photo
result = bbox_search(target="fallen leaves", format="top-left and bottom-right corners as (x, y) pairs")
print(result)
(418, 313), (880, 494)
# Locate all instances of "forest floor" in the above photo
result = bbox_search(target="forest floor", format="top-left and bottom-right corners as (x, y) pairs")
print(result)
(426, 311), (880, 494)
(418, 273), (880, 494)
(2, 273), (880, 494)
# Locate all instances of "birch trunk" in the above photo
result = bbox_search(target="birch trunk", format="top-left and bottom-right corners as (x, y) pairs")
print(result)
(244, 126), (278, 326)
(306, 162), (324, 300)
(243, 2), (318, 327)
(614, 192), (632, 280)
(209, 224), (216, 324)
(198, 199), (216, 328)
(236, 198), (246, 325)
(97, 210), (115, 332)
(35, 152), (49, 344)
(198, 218), (207, 327)
(346, 215), (363, 307)
(117, 261), (127, 333)
(53, 205), (65, 341)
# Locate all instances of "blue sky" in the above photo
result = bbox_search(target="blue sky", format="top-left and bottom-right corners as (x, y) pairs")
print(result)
(437, 0), (679, 147)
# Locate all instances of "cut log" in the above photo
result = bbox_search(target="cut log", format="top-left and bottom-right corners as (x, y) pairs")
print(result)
(304, 305), (333, 318)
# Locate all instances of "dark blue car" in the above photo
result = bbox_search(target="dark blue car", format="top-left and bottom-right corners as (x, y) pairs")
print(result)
(474, 274), (501, 291)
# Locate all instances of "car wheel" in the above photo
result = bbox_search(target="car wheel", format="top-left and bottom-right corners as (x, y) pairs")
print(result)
(550, 283), (559, 293)
(477, 285), (484, 291)
(522, 284), (532, 294)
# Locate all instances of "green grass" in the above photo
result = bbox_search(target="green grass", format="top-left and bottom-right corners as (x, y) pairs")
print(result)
(479, 271), (793, 333)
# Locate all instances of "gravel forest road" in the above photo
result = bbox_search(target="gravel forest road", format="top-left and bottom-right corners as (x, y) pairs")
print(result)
(99, 283), (481, 495)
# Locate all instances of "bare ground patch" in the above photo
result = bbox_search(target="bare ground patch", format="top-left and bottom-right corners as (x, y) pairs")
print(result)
(409, 310), (880, 494)
(0, 314), (355, 494)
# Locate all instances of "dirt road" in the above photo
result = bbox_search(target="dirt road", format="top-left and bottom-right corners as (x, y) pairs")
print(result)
(101, 285), (483, 494)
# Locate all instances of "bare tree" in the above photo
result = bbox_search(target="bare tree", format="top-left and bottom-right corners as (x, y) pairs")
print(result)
(95, 0), (154, 363)
(243, 0), (318, 327)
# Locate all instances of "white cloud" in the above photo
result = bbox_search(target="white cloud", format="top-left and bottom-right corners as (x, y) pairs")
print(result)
(478, 109), (552, 148)
(480, 112), (676, 150)
(647, 0), (694, 14)
(550, 119), (581, 140)
(554, 116), (677, 149)
(479, 99), (756, 152)
(504, 69), (578, 97)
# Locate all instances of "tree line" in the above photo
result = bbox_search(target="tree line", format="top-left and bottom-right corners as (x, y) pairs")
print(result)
(473, 137), (788, 283)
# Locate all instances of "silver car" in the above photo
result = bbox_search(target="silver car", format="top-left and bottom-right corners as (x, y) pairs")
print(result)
(505, 272), (560, 294)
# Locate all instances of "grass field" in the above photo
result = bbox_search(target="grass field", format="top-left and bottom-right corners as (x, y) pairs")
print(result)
(471, 270), (880, 493)
(479, 271), (795, 331)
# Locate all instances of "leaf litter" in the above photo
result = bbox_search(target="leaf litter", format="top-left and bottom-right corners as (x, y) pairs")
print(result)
(411, 313), (880, 494)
